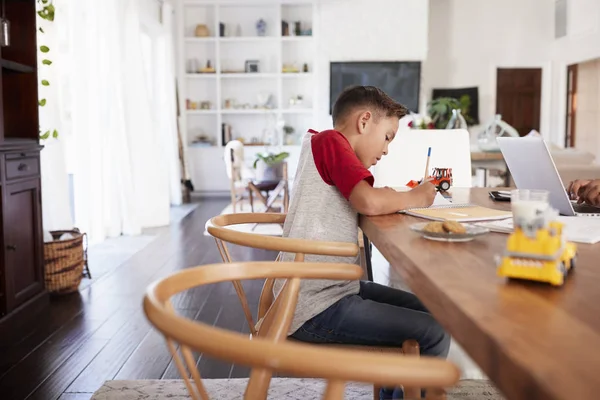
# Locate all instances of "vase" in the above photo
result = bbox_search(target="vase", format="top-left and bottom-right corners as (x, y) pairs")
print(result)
(255, 160), (284, 181)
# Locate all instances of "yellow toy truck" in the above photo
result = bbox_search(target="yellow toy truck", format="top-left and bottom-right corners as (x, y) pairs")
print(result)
(496, 213), (577, 287)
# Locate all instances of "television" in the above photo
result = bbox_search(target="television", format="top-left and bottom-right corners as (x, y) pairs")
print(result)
(329, 61), (421, 115)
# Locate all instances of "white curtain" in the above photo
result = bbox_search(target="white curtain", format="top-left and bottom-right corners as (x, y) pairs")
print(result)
(46, 0), (182, 244)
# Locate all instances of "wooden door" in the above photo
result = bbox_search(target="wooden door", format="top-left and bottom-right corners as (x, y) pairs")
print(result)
(496, 68), (542, 136)
(565, 64), (578, 147)
(3, 179), (44, 312)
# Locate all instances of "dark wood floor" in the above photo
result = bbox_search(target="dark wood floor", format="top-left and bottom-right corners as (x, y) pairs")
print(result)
(0, 198), (278, 400)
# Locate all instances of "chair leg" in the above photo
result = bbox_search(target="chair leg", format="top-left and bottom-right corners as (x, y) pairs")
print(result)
(403, 340), (421, 399)
(373, 385), (380, 400)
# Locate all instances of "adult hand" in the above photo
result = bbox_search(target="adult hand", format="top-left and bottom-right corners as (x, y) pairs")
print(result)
(567, 179), (590, 200)
(577, 179), (600, 207)
(409, 181), (437, 208)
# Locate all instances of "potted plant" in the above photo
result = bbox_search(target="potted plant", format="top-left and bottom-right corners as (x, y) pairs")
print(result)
(427, 96), (474, 129)
(253, 151), (290, 181)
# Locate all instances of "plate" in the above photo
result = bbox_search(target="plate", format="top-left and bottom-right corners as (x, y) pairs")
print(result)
(410, 222), (490, 242)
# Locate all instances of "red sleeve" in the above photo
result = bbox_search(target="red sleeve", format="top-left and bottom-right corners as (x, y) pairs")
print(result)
(311, 130), (374, 199)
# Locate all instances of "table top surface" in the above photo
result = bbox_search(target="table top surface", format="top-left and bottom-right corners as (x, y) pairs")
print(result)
(360, 188), (600, 400)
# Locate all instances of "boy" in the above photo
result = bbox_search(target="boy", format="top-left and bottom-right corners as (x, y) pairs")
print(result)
(275, 85), (451, 399)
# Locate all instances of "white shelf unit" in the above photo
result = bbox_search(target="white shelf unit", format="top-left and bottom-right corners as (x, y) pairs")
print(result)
(176, 0), (317, 194)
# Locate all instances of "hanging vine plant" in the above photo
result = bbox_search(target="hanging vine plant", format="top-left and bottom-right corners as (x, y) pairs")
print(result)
(36, 0), (56, 140)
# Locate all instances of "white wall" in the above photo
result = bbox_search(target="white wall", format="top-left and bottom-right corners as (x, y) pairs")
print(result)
(574, 58), (600, 159)
(315, 0), (429, 129)
(550, 0), (600, 147)
(423, 0), (554, 139)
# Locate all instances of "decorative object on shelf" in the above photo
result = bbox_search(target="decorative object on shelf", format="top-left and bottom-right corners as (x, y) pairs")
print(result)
(477, 114), (519, 152)
(282, 63), (299, 73)
(219, 22), (225, 37)
(303, 63), (309, 72)
(256, 18), (266, 36)
(282, 20), (289, 36)
(191, 134), (215, 147)
(199, 101), (211, 110)
(289, 95), (304, 107)
(194, 24), (209, 37)
(186, 59), (198, 73)
(294, 21), (301, 36)
(245, 59), (260, 73)
(284, 125), (297, 145)
(199, 60), (215, 73)
(0, 0), (9, 47)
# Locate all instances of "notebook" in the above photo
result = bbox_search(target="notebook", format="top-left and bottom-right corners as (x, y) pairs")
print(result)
(400, 194), (513, 222)
(475, 217), (600, 244)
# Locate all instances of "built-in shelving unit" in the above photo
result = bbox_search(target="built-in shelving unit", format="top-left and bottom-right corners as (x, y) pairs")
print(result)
(175, 0), (317, 193)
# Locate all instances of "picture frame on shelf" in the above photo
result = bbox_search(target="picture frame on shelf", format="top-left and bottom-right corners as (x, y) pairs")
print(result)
(245, 60), (260, 73)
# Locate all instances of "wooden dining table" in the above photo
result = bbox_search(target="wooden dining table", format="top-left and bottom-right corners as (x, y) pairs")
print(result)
(359, 188), (600, 400)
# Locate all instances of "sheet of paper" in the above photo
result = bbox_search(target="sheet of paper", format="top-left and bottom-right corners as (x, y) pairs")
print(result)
(433, 192), (452, 206)
(476, 217), (600, 244)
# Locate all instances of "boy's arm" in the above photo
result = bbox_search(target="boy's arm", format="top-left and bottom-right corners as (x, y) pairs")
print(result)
(349, 180), (436, 216)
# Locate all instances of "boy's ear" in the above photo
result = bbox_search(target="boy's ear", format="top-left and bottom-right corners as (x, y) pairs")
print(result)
(357, 111), (372, 134)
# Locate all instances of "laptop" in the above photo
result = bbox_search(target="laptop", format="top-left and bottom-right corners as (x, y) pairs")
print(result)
(496, 137), (600, 217)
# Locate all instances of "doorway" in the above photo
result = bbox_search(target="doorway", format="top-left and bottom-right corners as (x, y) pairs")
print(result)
(496, 68), (542, 136)
(565, 64), (578, 147)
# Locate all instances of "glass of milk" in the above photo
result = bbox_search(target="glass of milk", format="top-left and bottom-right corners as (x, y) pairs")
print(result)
(511, 189), (549, 228)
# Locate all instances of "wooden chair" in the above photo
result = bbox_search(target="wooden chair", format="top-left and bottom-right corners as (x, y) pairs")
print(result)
(206, 213), (448, 399)
(143, 261), (461, 400)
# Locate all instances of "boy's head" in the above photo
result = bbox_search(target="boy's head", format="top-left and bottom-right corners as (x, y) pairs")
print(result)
(332, 85), (408, 168)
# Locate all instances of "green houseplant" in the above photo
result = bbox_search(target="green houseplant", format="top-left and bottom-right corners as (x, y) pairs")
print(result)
(37, 0), (57, 139)
(427, 96), (474, 129)
(253, 151), (289, 181)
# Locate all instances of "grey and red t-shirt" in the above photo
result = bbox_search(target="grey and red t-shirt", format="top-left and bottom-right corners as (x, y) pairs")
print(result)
(275, 129), (374, 334)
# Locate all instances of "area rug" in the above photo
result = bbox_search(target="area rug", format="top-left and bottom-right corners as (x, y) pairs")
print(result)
(203, 198), (284, 237)
(91, 378), (504, 399)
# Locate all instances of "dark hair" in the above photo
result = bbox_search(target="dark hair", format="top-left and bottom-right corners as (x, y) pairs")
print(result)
(332, 85), (408, 126)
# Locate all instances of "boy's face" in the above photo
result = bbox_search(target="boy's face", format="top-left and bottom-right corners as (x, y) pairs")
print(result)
(355, 112), (398, 168)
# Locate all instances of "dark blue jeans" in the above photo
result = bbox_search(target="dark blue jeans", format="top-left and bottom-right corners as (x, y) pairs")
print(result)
(290, 281), (451, 398)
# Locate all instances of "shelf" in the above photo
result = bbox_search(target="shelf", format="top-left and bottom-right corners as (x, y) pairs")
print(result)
(221, 109), (279, 114)
(185, 37), (217, 43)
(282, 72), (313, 77)
(221, 73), (278, 78)
(187, 110), (218, 114)
(1, 59), (35, 74)
(282, 108), (313, 114)
(186, 73), (217, 79)
(219, 37), (278, 42)
(281, 36), (313, 42)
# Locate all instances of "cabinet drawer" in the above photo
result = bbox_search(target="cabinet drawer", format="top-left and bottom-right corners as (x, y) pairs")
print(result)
(5, 157), (39, 180)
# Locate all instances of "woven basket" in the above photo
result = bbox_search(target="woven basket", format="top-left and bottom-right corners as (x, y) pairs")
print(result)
(44, 229), (87, 294)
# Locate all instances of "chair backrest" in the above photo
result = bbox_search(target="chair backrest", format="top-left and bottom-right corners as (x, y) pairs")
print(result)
(371, 129), (473, 188)
(224, 140), (245, 181)
(143, 261), (461, 400)
(206, 213), (359, 337)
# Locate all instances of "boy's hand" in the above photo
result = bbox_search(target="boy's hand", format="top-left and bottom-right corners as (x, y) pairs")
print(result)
(409, 181), (437, 208)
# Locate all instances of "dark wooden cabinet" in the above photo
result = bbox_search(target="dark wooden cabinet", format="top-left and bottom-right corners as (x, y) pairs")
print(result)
(4, 170), (44, 313)
(0, 0), (48, 340)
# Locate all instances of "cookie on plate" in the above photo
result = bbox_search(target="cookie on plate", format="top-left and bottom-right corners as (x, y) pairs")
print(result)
(423, 221), (445, 233)
(442, 220), (467, 234)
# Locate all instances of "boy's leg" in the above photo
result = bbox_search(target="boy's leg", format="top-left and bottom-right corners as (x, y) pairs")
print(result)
(291, 287), (450, 357)
(358, 281), (430, 314)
